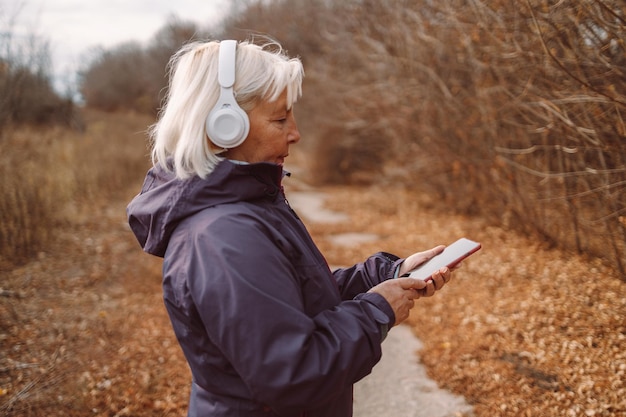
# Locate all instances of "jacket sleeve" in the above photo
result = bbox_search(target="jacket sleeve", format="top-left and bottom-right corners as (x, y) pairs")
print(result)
(332, 252), (404, 300)
(185, 213), (394, 413)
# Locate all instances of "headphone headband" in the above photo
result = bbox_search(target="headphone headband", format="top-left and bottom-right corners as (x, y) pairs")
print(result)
(205, 40), (250, 149)
(218, 40), (237, 88)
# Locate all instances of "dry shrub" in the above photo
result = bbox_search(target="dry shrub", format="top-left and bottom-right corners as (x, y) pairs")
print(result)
(70, 110), (153, 201)
(0, 127), (75, 265)
(228, 0), (626, 274)
(0, 110), (153, 268)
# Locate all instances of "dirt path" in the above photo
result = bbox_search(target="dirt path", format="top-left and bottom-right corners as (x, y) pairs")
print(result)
(354, 326), (472, 417)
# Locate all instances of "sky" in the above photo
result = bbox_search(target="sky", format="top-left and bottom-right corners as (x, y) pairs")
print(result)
(3, 0), (229, 92)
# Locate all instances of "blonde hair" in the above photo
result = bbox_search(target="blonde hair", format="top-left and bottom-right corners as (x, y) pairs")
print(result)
(150, 38), (304, 179)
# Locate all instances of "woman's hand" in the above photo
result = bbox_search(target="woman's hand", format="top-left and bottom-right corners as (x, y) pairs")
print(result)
(397, 245), (446, 277)
(368, 245), (457, 325)
(417, 266), (451, 296)
(397, 245), (456, 293)
(368, 278), (430, 325)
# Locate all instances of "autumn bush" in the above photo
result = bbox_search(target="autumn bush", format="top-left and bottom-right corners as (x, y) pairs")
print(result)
(223, 0), (626, 275)
(0, 111), (153, 267)
(0, 126), (70, 265)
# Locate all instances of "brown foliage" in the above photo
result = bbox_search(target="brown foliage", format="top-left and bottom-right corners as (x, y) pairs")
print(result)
(226, 0), (626, 274)
(312, 184), (625, 417)
(0, 110), (153, 268)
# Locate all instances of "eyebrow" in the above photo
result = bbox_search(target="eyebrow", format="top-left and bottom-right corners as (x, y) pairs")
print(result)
(270, 105), (289, 117)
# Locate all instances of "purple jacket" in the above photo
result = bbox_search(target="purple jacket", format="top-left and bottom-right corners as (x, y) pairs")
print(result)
(127, 160), (401, 417)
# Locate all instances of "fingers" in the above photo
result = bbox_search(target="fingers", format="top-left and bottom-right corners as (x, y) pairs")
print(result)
(396, 277), (428, 291)
(423, 280), (436, 296)
(425, 267), (451, 292)
(370, 268), (454, 325)
(395, 279), (431, 300)
(369, 279), (422, 325)
(397, 267), (450, 290)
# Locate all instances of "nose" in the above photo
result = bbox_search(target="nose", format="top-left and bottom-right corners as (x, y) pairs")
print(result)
(287, 113), (301, 144)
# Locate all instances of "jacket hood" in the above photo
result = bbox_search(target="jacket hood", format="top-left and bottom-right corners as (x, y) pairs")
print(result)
(127, 160), (285, 257)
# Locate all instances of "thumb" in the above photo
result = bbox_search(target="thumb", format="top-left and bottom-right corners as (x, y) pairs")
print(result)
(395, 277), (428, 290)
(400, 245), (446, 275)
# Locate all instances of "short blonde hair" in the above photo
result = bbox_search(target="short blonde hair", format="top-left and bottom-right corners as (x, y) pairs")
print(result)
(150, 38), (304, 179)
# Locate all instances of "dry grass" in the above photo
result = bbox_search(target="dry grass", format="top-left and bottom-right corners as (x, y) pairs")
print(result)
(0, 111), (186, 416)
(0, 126), (74, 264)
(0, 110), (152, 267)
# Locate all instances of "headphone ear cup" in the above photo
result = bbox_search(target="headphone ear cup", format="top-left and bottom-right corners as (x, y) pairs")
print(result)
(206, 103), (250, 148)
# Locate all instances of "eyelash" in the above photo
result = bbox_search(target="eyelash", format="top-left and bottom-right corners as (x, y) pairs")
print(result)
(275, 110), (291, 123)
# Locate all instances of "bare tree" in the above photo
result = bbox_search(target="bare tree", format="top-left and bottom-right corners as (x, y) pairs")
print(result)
(0, 1), (77, 133)
(79, 16), (205, 113)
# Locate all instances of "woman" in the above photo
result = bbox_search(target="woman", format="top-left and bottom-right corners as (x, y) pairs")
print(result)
(127, 38), (453, 417)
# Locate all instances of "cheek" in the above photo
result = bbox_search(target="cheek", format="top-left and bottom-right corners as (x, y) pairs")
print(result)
(257, 127), (284, 150)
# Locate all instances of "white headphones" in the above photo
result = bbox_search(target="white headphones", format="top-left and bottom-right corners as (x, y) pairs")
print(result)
(205, 40), (250, 148)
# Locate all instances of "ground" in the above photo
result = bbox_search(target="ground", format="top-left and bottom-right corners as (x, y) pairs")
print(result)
(1, 155), (624, 417)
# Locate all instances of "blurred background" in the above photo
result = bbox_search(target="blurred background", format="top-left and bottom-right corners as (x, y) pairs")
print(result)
(2, 0), (624, 274)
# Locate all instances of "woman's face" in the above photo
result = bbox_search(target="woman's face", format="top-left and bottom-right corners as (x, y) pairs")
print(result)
(224, 90), (300, 166)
